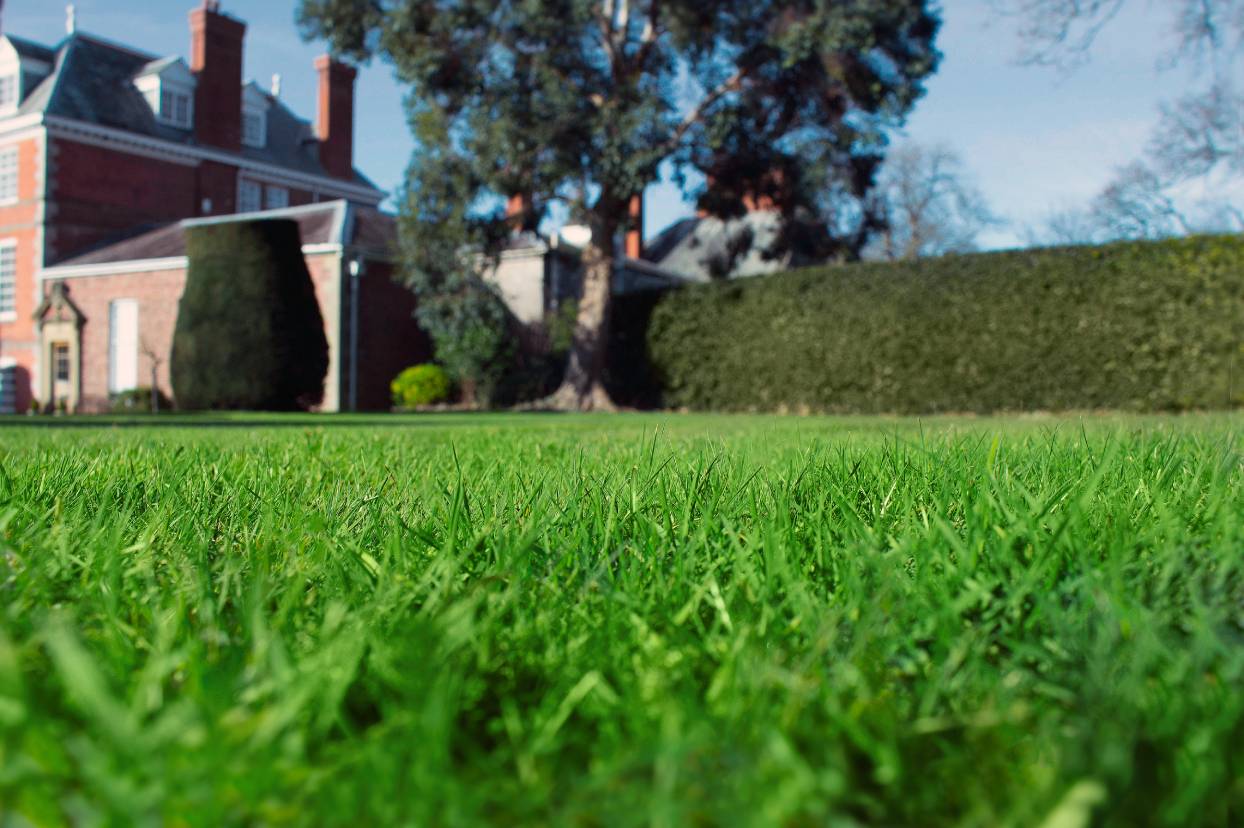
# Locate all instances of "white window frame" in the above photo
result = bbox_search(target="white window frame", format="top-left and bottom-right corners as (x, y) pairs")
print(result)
(0, 238), (17, 321)
(0, 146), (17, 206)
(242, 111), (266, 148)
(108, 299), (140, 395)
(52, 341), (71, 383)
(158, 89), (193, 129)
(0, 73), (17, 114)
(133, 62), (196, 131)
(237, 178), (262, 213)
(264, 185), (289, 210)
(241, 82), (269, 149)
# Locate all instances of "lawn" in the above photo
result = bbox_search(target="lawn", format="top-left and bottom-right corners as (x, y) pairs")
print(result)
(1, 412), (1241, 825)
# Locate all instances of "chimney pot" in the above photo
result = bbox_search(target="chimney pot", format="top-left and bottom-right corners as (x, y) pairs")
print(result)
(505, 193), (532, 231)
(625, 192), (644, 259)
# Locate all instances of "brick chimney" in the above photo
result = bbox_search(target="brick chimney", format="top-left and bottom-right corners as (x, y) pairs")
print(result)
(189, 1), (245, 151)
(504, 193), (533, 233)
(316, 55), (357, 180)
(625, 192), (643, 258)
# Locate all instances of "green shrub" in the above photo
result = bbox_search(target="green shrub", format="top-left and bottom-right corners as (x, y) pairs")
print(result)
(616, 235), (1244, 413)
(171, 220), (329, 411)
(109, 386), (172, 414)
(391, 363), (452, 408)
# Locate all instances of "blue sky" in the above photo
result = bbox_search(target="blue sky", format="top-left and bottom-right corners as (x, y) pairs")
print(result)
(9, 0), (1203, 248)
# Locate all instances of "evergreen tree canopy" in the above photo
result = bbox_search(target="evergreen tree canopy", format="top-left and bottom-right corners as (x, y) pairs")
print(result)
(171, 220), (329, 411)
(299, 0), (941, 409)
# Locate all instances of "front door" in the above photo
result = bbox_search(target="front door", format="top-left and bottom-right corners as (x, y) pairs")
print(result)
(50, 341), (72, 412)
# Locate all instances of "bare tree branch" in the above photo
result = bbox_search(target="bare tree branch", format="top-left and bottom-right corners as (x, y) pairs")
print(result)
(654, 68), (747, 157)
(863, 142), (1001, 260)
(1149, 81), (1244, 178)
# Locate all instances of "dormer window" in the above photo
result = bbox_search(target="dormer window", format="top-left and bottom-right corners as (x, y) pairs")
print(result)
(0, 35), (52, 116)
(133, 56), (196, 130)
(242, 112), (264, 146)
(159, 89), (193, 128)
(0, 74), (17, 113)
(0, 35), (54, 117)
(241, 82), (269, 149)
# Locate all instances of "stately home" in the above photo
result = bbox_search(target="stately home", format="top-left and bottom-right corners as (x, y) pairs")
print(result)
(0, 1), (425, 413)
(0, 2), (793, 414)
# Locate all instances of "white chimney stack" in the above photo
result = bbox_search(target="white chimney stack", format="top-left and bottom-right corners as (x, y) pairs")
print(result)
(271, 73), (282, 98)
(66, 4), (77, 35)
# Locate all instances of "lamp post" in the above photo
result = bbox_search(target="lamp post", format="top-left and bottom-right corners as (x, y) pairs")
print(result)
(348, 257), (364, 412)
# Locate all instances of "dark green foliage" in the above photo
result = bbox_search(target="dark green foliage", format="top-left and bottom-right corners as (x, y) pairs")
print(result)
(390, 364), (452, 408)
(171, 220), (329, 411)
(108, 387), (172, 414)
(300, 0), (942, 403)
(628, 234), (1244, 412)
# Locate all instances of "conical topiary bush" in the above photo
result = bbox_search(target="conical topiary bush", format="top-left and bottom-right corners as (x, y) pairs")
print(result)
(171, 219), (329, 410)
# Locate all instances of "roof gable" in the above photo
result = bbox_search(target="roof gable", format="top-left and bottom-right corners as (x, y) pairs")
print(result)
(134, 56), (195, 87)
(242, 81), (270, 110)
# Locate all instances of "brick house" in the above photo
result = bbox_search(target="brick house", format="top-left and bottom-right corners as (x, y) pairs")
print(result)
(0, 1), (426, 413)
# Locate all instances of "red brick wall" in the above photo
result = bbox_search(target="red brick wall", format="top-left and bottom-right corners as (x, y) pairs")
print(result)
(46, 138), (199, 263)
(305, 253), (343, 411)
(0, 135), (46, 411)
(288, 188), (316, 207)
(56, 251), (349, 413)
(56, 268), (187, 412)
(351, 260), (431, 411)
(197, 160), (240, 217)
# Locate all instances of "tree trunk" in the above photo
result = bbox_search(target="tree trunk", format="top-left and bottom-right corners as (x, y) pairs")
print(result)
(546, 232), (618, 412)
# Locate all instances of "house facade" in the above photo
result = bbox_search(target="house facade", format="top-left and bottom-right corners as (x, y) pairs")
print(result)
(0, 1), (420, 413)
(485, 195), (790, 339)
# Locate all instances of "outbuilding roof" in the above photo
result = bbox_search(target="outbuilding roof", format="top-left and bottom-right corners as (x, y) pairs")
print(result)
(42, 201), (396, 277)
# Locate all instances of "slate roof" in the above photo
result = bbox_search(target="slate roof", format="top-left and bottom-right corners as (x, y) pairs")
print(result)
(47, 201), (396, 270)
(7, 32), (380, 193)
(642, 211), (789, 282)
(8, 34), (57, 64)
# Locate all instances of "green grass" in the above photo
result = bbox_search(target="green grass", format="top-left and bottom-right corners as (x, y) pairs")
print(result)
(1, 412), (1242, 826)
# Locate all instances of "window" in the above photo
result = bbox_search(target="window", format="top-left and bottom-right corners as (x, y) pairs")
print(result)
(133, 59), (197, 129)
(238, 179), (262, 213)
(242, 112), (265, 148)
(0, 74), (17, 112)
(0, 242), (15, 317)
(53, 342), (71, 383)
(0, 146), (17, 204)
(241, 82), (269, 149)
(108, 300), (139, 394)
(159, 89), (192, 129)
(0, 362), (15, 414)
(264, 185), (289, 210)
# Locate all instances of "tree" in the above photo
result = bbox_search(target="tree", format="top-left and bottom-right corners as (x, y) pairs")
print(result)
(299, 0), (941, 410)
(171, 220), (329, 411)
(994, 0), (1243, 71)
(864, 141), (998, 260)
(996, 0), (1243, 232)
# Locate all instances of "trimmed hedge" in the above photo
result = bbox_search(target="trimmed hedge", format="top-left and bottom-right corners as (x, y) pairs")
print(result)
(622, 235), (1244, 413)
(172, 220), (329, 411)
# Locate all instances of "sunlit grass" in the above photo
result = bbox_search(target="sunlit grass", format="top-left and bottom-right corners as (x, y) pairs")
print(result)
(1, 412), (1241, 825)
